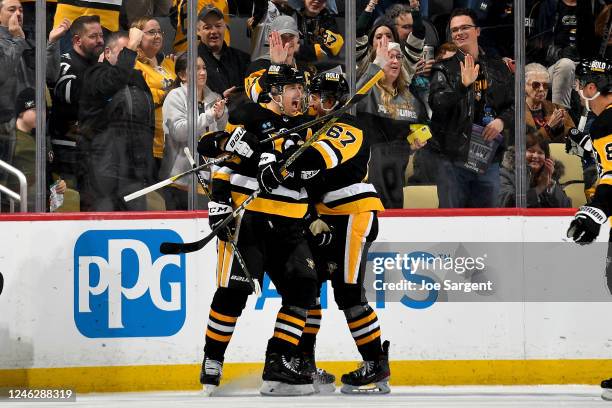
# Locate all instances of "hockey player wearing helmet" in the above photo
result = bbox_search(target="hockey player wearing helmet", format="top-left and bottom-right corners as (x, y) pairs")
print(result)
(564, 58), (612, 400)
(196, 63), (318, 397)
(273, 69), (392, 394)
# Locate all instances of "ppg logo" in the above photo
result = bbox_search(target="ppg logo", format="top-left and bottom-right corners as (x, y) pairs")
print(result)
(74, 230), (186, 338)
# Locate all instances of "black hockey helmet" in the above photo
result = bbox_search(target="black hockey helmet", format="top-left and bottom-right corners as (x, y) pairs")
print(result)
(266, 64), (307, 90)
(309, 70), (350, 106)
(576, 58), (612, 94)
(263, 64), (309, 114)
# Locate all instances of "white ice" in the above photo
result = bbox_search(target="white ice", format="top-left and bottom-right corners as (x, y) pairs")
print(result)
(8, 385), (611, 408)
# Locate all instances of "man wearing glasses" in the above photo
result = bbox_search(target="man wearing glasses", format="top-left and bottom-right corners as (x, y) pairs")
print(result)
(428, 7), (514, 208)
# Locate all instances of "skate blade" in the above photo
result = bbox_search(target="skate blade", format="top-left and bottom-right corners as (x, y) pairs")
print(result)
(314, 382), (336, 394)
(260, 381), (315, 396)
(602, 388), (612, 401)
(201, 384), (217, 397)
(340, 379), (390, 395)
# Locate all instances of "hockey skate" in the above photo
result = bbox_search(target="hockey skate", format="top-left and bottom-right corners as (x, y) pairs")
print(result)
(340, 340), (391, 394)
(200, 356), (223, 396)
(295, 353), (336, 393)
(602, 378), (612, 400)
(260, 352), (315, 396)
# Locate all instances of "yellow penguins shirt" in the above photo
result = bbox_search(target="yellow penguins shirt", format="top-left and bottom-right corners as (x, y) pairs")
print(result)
(170, 0), (230, 53)
(210, 102), (313, 218)
(54, 0), (120, 31)
(134, 56), (176, 159)
(588, 103), (612, 217)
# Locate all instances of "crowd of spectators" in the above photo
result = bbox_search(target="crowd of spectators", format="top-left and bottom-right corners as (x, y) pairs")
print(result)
(0, 0), (610, 212)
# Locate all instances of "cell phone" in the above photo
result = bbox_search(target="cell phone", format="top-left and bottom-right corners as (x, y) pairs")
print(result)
(423, 45), (434, 61)
(407, 124), (432, 144)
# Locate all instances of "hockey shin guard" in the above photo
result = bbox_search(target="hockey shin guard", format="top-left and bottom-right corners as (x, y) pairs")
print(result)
(299, 301), (322, 355)
(204, 288), (248, 361)
(344, 304), (382, 361)
(268, 305), (308, 354)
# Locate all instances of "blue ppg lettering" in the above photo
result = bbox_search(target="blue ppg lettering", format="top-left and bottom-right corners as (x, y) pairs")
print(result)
(255, 274), (328, 310)
(74, 230), (186, 338)
(367, 251), (438, 310)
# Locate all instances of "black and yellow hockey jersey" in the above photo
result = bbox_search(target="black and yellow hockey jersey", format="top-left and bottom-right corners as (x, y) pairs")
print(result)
(287, 113), (384, 215)
(589, 104), (612, 216)
(210, 102), (313, 218)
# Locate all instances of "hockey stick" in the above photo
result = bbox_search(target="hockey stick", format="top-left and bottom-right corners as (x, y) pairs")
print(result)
(123, 108), (349, 203)
(183, 147), (261, 296)
(123, 161), (215, 202)
(159, 70), (383, 255)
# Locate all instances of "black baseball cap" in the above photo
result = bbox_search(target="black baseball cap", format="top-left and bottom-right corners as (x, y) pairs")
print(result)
(15, 88), (35, 118)
(198, 5), (224, 21)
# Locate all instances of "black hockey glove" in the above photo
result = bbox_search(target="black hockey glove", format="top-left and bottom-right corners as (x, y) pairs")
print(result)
(224, 127), (259, 159)
(565, 127), (592, 155)
(566, 205), (608, 245)
(308, 218), (334, 247)
(208, 201), (235, 242)
(198, 130), (228, 157)
(257, 152), (284, 194)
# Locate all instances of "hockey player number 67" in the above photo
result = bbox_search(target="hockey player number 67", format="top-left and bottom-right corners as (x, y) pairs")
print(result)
(326, 125), (357, 147)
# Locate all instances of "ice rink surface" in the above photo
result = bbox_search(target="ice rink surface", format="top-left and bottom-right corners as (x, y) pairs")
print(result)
(6, 386), (612, 408)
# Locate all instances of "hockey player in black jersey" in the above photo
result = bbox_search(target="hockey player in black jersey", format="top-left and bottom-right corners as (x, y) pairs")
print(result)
(197, 64), (319, 396)
(563, 58), (612, 400)
(271, 69), (395, 394)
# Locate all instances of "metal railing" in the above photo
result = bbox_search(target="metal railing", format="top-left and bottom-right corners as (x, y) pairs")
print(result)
(0, 159), (27, 212)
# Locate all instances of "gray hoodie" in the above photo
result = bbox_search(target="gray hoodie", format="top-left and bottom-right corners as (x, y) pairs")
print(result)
(160, 84), (228, 186)
(0, 26), (60, 122)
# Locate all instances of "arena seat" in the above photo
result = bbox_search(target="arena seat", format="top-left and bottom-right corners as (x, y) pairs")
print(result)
(562, 182), (587, 208)
(549, 143), (584, 185)
(403, 185), (439, 208)
(147, 191), (166, 211)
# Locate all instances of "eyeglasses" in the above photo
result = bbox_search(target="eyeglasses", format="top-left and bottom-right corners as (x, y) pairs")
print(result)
(144, 29), (164, 37)
(388, 53), (404, 61)
(530, 81), (549, 90)
(450, 24), (476, 35)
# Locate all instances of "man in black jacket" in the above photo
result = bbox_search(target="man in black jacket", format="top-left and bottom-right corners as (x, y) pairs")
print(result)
(78, 28), (155, 211)
(429, 8), (514, 208)
(197, 5), (250, 110)
(49, 15), (104, 187)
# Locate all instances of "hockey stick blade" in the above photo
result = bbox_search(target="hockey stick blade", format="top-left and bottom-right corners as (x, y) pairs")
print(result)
(160, 240), (205, 254)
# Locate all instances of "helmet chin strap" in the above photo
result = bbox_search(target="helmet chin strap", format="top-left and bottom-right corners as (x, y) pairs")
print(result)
(578, 89), (600, 131)
(270, 91), (286, 114)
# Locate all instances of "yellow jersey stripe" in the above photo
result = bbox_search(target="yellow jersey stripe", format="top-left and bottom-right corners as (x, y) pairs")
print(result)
(277, 313), (306, 328)
(355, 329), (381, 346)
(206, 329), (232, 342)
(210, 309), (238, 323)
